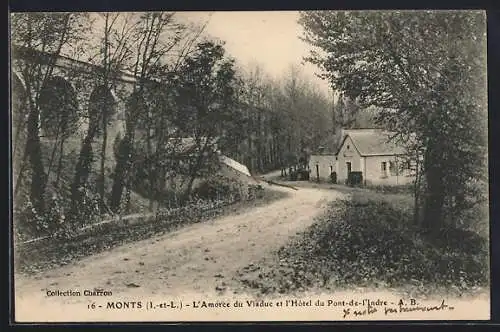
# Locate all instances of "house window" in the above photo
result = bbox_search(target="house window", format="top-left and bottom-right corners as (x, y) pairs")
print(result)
(389, 161), (398, 176)
(381, 161), (387, 177)
(330, 165), (333, 174)
(346, 162), (352, 176)
(347, 144), (350, 150)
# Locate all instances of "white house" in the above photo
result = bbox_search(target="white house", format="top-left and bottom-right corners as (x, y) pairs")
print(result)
(308, 147), (336, 182)
(335, 129), (414, 185)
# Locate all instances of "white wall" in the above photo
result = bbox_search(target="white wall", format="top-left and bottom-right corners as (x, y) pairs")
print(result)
(364, 155), (414, 185)
(309, 154), (336, 181)
(336, 136), (362, 183)
(335, 135), (414, 186)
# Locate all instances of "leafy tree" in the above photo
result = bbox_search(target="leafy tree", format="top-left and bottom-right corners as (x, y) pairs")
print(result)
(167, 41), (241, 199)
(235, 62), (333, 175)
(300, 10), (487, 231)
(108, 12), (188, 212)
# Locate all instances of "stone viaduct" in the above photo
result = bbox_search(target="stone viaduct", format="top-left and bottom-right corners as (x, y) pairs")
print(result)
(11, 44), (257, 195)
(11, 44), (141, 180)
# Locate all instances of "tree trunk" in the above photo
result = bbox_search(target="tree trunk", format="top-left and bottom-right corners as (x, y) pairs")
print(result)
(147, 134), (155, 212)
(69, 122), (99, 221)
(109, 135), (131, 212)
(13, 102), (28, 163)
(422, 171), (445, 232)
(184, 175), (197, 202)
(421, 143), (445, 232)
(99, 114), (108, 208)
(14, 150), (29, 199)
(25, 105), (46, 213)
(413, 161), (421, 226)
(45, 130), (61, 186)
(54, 136), (66, 188)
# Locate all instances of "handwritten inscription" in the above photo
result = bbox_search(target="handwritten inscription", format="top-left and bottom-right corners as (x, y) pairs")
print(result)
(84, 297), (455, 319)
(341, 299), (454, 318)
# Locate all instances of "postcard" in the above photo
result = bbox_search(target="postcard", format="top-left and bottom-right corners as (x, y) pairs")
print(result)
(11, 10), (490, 322)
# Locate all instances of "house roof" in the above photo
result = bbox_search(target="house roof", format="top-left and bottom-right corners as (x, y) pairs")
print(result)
(337, 129), (407, 156)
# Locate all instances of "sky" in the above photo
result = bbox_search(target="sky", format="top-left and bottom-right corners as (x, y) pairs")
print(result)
(50, 11), (332, 99)
(175, 11), (332, 98)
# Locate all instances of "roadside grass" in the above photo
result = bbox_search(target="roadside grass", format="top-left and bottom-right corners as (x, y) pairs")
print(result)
(237, 190), (489, 298)
(15, 188), (290, 275)
(268, 179), (415, 215)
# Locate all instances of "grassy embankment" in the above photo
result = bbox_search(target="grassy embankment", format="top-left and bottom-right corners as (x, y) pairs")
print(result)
(15, 186), (289, 275)
(16, 140), (291, 274)
(237, 182), (489, 298)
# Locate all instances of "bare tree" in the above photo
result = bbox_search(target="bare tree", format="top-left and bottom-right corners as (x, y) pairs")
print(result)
(69, 12), (134, 219)
(11, 13), (89, 214)
(110, 12), (207, 213)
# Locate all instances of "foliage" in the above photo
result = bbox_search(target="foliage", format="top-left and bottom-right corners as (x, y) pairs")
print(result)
(193, 175), (247, 202)
(11, 12), (90, 214)
(108, 12), (189, 212)
(14, 184), (101, 241)
(14, 195), (50, 241)
(237, 192), (488, 297)
(365, 184), (414, 194)
(12, 11), (334, 241)
(233, 63), (334, 174)
(162, 41), (241, 197)
(333, 94), (378, 130)
(15, 187), (287, 275)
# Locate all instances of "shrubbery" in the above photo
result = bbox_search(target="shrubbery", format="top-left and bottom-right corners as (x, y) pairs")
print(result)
(16, 183), (285, 274)
(237, 192), (489, 296)
(193, 175), (248, 202)
(14, 185), (102, 242)
(365, 183), (413, 194)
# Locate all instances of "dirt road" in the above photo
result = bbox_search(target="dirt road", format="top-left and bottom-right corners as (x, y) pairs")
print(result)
(14, 183), (345, 320)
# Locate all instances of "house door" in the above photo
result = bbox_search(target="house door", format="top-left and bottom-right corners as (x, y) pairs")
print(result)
(315, 164), (320, 182)
(346, 162), (352, 177)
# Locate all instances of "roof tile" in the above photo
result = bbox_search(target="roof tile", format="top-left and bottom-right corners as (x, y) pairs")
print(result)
(341, 129), (407, 156)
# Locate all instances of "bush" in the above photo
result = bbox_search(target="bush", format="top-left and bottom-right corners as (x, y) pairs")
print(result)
(14, 195), (49, 241)
(248, 184), (264, 200)
(237, 195), (489, 296)
(314, 199), (488, 288)
(346, 171), (363, 186)
(366, 184), (413, 194)
(193, 175), (246, 202)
